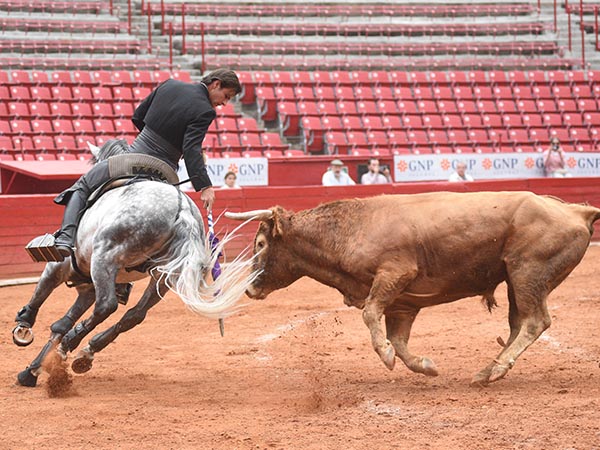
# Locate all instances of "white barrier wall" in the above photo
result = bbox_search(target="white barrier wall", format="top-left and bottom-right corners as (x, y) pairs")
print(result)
(393, 152), (600, 182)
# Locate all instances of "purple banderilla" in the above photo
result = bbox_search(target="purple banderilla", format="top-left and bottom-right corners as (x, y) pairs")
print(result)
(207, 212), (225, 336)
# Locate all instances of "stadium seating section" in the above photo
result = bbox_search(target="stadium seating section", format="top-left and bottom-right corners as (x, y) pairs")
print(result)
(242, 70), (600, 155)
(0, 69), (294, 160)
(0, 1), (598, 162)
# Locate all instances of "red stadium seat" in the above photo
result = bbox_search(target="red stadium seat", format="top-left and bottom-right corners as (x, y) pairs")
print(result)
(33, 136), (55, 151)
(8, 102), (29, 117)
(92, 103), (114, 118)
(10, 120), (32, 134)
(31, 120), (53, 134)
(30, 87), (52, 101)
(94, 119), (115, 134)
(70, 102), (93, 118)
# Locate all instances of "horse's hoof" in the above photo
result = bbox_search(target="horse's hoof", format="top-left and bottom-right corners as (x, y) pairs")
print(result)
(17, 367), (38, 387)
(380, 340), (396, 371)
(420, 357), (439, 377)
(71, 353), (93, 374)
(12, 324), (34, 347)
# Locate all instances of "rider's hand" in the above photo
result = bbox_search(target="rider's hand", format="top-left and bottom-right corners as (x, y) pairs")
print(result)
(201, 186), (215, 211)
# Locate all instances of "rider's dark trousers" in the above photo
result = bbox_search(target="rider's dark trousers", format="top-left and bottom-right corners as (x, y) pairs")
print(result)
(54, 160), (111, 248)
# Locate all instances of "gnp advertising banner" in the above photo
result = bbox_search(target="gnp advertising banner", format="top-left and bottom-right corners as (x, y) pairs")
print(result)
(178, 157), (269, 188)
(393, 152), (600, 182)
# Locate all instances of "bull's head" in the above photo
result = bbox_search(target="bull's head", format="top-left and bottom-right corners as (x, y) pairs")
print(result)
(225, 207), (299, 299)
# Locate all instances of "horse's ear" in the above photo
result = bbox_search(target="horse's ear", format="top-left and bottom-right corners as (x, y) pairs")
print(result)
(87, 141), (100, 157)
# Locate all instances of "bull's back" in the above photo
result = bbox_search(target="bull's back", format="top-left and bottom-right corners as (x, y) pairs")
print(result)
(351, 192), (597, 299)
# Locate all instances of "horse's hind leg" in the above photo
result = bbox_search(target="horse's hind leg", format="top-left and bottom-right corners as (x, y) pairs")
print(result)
(72, 278), (167, 374)
(13, 262), (70, 346)
(17, 284), (95, 387)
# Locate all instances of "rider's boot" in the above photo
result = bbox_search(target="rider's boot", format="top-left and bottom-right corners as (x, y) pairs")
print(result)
(54, 190), (88, 258)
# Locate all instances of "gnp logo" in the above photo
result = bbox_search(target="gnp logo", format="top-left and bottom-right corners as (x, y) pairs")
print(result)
(482, 158), (492, 170)
(525, 157), (535, 169)
(396, 160), (408, 172)
(440, 159), (451, 171)
(228, 163), (239, 174)
(567, 157), (577, 168)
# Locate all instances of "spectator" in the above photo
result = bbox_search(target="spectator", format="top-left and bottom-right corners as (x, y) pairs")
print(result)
(322, 159), (356, 186)
(221, 171), (240, 189)
(361, 158), (392, 184)
(543, 137), (572, 178)
(448, 161), (474, 182)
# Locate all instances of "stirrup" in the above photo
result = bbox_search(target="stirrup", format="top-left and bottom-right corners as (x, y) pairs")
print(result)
(25, 234), (65, 262)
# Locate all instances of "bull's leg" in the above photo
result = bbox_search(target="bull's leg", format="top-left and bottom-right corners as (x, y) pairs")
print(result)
(13, 261), (70, 346)
(471, 246), (585, 386)
(473, 235), (591, 387)
(60, 261), (120, 353)
(17, 285), (96, 387)
(362, 267), (417, 371)
(71, 278), (167, 374)
(471, 290), (551, 386)
(385, 308), (439, 377)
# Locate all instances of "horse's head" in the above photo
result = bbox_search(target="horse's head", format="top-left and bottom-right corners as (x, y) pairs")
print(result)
(89, 139), (130, 165)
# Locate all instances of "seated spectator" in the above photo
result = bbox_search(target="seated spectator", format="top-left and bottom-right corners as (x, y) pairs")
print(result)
(322, 159), (356, 186)
(448, 161), (474, 182)
(361, 158), (392, 184)
(221, 171), (240, 189)
(543, 138), (572, 178)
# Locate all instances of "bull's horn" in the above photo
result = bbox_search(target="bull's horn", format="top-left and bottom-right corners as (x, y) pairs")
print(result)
(225, 210), (273, 221)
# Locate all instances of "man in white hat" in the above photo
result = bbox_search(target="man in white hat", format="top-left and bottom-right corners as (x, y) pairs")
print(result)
(322, 159), (356, 186)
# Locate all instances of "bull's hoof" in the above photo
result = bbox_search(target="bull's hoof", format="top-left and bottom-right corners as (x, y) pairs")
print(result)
(380, 340), (396, 371)
(17, 367), (38, 387)
(71, 350), (94, 374)
(470, 372), (490, 387)
(12, 324), (34, 347)
(420, 357), (439, 377)
(488, 362), (511, 383)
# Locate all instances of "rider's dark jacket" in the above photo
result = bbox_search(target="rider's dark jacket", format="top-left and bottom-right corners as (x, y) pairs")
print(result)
(130, 79), (215, 191)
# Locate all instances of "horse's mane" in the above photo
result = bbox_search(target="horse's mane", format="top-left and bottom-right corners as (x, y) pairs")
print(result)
(90, 139), (130, 165)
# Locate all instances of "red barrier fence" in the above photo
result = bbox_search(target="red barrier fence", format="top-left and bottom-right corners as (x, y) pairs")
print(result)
(2, 178), (600, 280)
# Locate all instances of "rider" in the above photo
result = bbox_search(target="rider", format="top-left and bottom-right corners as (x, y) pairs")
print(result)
(51, 69), (241, 258)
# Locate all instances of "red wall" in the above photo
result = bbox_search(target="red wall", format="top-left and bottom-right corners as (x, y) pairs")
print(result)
(2, 178), (600, 279)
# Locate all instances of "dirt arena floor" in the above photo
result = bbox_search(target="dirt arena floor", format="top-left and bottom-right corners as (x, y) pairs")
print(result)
(1, 246), (599, 450)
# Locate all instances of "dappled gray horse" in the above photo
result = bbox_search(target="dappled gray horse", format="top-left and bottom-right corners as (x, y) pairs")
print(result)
(13, 143), (257, 387)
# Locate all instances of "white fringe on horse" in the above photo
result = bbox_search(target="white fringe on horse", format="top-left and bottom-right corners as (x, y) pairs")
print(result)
(151, 203), (260, 319)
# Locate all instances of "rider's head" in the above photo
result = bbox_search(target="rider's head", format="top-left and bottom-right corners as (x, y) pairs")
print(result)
(201, 69), (242, 108)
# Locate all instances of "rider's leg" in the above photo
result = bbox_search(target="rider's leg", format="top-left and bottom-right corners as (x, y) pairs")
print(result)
(54, 161), (110, 257)
(54, 189), (88, 257)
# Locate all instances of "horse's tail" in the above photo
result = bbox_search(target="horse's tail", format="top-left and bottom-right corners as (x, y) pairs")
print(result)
(151, 203), (259, 319)
(90, 138), (130, 165)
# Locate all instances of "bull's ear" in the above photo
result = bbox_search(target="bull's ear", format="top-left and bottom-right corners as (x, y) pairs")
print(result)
(271, 206), (288, 238)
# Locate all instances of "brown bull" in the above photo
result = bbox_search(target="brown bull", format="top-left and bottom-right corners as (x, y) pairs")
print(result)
(226, 192), (600, 385)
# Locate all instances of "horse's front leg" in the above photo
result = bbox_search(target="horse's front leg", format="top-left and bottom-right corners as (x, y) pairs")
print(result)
(17, 284), (96, 387)
(60, 257), (120, 354)
(13, 261), (70, 346)
(72, 278), (167, 373)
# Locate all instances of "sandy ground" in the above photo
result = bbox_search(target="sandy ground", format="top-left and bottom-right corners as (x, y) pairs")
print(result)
(1, 247), (599, 450)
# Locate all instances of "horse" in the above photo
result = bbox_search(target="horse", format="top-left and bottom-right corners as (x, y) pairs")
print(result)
(12, 141), (258, 387)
